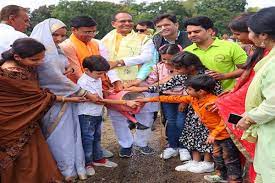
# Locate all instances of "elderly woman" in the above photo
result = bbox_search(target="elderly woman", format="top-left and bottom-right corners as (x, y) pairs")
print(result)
(30, 18), (100, 181)
(236, 7), (275, 183)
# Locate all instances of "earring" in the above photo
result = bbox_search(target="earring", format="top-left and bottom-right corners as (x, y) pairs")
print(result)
(260, 41), (266, 48)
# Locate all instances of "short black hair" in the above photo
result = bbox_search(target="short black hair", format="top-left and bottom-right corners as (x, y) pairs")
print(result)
(136, 20), (154, 29)
(153, 13), (177, 25)
(0, 5), (26, 21)
(184, 16), (213, 30)
(70, 16), (97, 28)
(185, 74), (216, 93)
(229, 13), (254, 32)
(82, 55), (110, 72)
(172, 51), (205, 70)
(111, 11), (132, 21)
(248, 7), (275, 40)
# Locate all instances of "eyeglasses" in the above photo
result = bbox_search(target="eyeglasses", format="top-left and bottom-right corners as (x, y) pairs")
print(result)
(136, 29), (146, 33)
(78, 29), (99, 35)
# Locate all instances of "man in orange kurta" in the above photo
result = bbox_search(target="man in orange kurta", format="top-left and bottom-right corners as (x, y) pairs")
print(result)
(59, 16), (120, 90)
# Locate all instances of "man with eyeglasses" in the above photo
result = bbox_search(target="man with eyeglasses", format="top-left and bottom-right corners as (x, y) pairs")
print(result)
(135, 20), (154, 35)
(101, 11), (157, 158)
(153, 13), (192, 53)
(60, 16), (120, 87)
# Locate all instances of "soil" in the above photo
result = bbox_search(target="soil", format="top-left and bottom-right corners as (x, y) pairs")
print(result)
(83, 116), (208, 183)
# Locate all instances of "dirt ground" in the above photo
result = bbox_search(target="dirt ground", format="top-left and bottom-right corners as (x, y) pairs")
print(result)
(83, 116), (209, 183)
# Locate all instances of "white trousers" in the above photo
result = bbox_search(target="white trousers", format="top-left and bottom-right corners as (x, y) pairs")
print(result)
(109, 110), (154, 148)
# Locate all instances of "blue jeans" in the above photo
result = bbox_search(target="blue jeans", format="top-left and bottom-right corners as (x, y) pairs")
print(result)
(79, 115), (103, 165)
(161, 103), (186, 148)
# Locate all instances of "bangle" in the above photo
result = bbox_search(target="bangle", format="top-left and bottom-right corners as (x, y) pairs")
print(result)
(62, 96), (65, 103)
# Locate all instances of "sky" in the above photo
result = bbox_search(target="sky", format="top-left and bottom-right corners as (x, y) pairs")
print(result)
(0, 0), (275, 11)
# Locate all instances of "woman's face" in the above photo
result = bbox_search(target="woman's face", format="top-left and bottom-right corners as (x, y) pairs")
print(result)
(248, 27), (263, 47)
(16, 51), (45, 67)
(161, 53), (174, 70)
(52, 27), (67, 45)
(231, 29), (252, 44)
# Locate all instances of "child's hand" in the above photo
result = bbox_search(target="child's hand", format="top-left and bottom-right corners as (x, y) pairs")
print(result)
(124, 86), (147, 92)
(178, 103), (187, 112)
(126, 100), (140, 108)
(206, 135), (215, 144)
(205, 102), (218, 112)
(85, 93), (102, 103)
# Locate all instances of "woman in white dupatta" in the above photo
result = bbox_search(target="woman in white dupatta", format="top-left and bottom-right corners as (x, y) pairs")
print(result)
(30, 18), (87, 181)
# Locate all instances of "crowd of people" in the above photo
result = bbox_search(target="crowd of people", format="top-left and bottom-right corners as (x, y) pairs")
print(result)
(0, 4), (275, 183)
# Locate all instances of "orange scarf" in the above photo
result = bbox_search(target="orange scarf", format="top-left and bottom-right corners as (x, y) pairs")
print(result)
(69, 34), (112, 90)
(69, 33), (100, 72)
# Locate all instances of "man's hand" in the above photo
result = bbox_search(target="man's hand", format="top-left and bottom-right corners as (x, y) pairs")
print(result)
(206, 70), (226, 80)
(206, 135), (215, 144)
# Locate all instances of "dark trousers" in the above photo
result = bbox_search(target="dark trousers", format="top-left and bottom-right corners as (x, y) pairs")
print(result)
(213, 138), (242, 182)
(79, 115), (103, 165)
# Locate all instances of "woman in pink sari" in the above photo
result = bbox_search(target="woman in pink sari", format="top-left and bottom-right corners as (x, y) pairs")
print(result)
(216, 13), (269, 182)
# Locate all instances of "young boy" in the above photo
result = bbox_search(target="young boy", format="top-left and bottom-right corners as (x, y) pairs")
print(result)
(138, 74), (242, 182)
(78, 55), (139, 176)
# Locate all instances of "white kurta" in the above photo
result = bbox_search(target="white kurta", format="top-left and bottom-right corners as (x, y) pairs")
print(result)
(0, 24), (27, 57)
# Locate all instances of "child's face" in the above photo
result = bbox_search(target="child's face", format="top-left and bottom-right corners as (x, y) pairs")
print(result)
(186, 86), (199, 97)
(86, 70), (106, 79)
(161, 54), (174, 70)
(173, 66), (189, 75)
(186, 86), (207, 98)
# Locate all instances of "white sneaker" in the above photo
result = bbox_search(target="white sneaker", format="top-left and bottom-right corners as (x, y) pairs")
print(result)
(85, 166), (95, 176)
(160, 148), (178, 159)
(179, 148), (191, 161)
(188, 161), (214, 173)
(175, 160), (199, 171)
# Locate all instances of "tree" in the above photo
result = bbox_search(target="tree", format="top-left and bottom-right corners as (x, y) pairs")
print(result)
(247, 6), (260, 13)
(195, 0), (247, 34)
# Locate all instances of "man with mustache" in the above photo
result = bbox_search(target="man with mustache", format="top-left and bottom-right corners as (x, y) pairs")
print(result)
(101, 11), (156, 157)
(184, 16), (247, 90)
(0, 5), (29, 56)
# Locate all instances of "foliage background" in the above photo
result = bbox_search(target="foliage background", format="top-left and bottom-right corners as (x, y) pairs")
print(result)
(29, 0), (254, 38)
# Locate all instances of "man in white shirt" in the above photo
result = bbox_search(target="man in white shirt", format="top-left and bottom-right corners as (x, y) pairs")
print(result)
(101, 11), (156, 157)
(0, 5), (29, 56)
